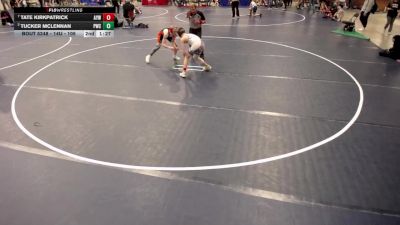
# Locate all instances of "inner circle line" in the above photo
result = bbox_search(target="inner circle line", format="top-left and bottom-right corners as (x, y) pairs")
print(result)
(11, 36), (364, 171)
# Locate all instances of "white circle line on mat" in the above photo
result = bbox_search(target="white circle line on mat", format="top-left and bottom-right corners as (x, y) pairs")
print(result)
(0, 37), (72, 71)
(11, 36), (364, 171)
(174, 10), (305, 27)
(136, 8), (169, 19)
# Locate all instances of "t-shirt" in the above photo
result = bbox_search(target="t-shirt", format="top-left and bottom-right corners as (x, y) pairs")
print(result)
(187, 33), (202, 48)
(387, 1), (399, 17)
(250, 1), (257, 8)
(157, 28), (174, 43)
(187, 10), (205, 29)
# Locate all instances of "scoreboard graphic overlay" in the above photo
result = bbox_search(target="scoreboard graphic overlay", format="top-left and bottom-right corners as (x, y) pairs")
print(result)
(14, 7), (115, 37)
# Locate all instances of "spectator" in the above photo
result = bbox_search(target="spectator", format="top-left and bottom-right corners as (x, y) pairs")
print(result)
(230, 0), (240, 18)
(26, 0), (39, 6)
(297, 0), (304, 9)
(320, 0), (332, 18)
(123, 0), (135, 27)
(283, 0), (289, 10)
(1, 0), (12, 9)
(379, 35), (400, 60)
(132, 0), (142, 14)
(249, 0), (262, 16)
(383, 0), (399, 35)
(358, 0), (375, 30)
(1, 0), (14, 26)
(211, 0), (219, 6)
(15, 0), (27, 7)
(342, 12), (359, 31)
(266, 0), (273, 8)
(338, 0), (346, 8)
(333, 4), (345, 21)
(112, 0), (119, 14)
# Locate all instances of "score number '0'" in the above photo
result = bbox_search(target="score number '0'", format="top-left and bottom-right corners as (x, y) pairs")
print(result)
(102, 13), (115, 22)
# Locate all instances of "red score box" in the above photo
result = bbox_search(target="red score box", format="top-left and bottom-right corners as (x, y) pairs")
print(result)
(102, 13), (115, 22)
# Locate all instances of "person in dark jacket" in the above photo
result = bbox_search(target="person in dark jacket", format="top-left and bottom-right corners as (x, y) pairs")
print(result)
(379, 35), (400, 60)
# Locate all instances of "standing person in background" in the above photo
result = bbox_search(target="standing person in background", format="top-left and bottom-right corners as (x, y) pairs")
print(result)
(122, 0), (135, 27)
(384, 0), (399, 35)
(296, 0), (304, 9)
(187, 4), (205, 58)
(231, 0), (240, 18)
(267, 0), (273, 8)
(283, 0), (289, 10)
(187, 4), (205, 37)
(308, 0), (317, 12)
(112, 0), (119, 14)
(358, 0), (375, 30)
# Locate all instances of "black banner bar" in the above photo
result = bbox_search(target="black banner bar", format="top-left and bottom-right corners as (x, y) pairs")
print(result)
(14, 13), (104, 21)
(14, 21), (104, 30)
(14, 7), (114, 13)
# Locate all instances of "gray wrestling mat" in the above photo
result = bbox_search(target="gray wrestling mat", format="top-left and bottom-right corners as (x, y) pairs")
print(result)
(0, 6), (399, 225)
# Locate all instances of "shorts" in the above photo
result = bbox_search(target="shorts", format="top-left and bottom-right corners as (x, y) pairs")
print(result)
(252, 6), (257, 13)
(189, 44), (204, 56)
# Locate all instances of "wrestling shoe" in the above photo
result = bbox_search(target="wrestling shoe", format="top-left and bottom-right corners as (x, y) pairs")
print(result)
(179, 71), (187, 78)
(203, 64), (212, 72)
